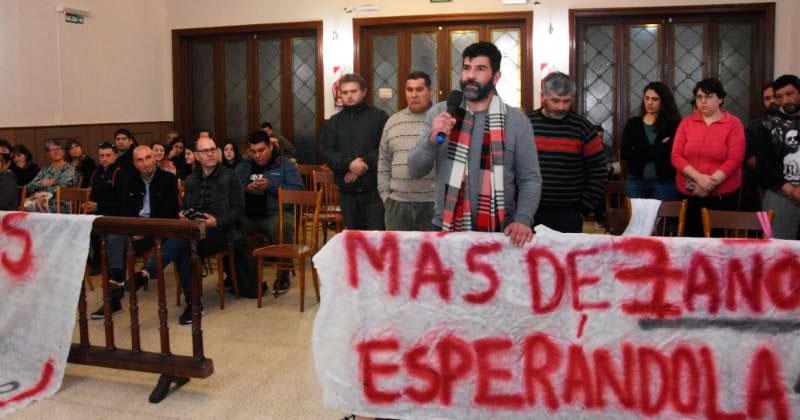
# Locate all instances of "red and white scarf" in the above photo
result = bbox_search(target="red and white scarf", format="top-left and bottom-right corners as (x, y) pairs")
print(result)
(441, 94), (506, 231)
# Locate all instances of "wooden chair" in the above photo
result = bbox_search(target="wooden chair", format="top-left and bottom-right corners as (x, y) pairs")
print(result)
(174, 247), (240, 309)
(701, 208), (774, 239)
(312, 169), (343, 243)
(17, 186), (26, 211)
(53, 187), (95, 290)
(55, 186), (91, 214)
(177, 179), (186, 207)
(252, 189), (322, 311)
(652, 199), (687, 237)
(297, 164), (327, 191)
(604, 180), (630, 235)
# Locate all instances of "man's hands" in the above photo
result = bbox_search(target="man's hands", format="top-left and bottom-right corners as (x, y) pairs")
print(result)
(40, 178), (57, 187)
(504, 222), (533, 247)
(245, 178), (269, 193)
(345, 158), (369, 183)
(82, 201), (98, 214)
(430, 112), (457, 144)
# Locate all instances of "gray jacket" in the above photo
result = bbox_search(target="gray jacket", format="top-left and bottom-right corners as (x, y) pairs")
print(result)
(408, 100), (542, 229)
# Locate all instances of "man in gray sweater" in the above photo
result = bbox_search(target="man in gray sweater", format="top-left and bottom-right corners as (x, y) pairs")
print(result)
(378, 71), (436, 231)
(408, 41), (542, 246)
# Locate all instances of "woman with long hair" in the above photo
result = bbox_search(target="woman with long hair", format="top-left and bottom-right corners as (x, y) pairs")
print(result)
(621, 81), (681, 200)
(67, 139), (96, 188)
(671, 78), (746, 236)
(10, 144), (40, 186)
(168, 137), (186, 169)
(177, 141), (196, 180)
(221, 140), (242, 169)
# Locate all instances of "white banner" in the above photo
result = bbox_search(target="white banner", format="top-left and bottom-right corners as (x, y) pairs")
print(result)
(312, 227), (800, 420)
(0, 211), (96, 417)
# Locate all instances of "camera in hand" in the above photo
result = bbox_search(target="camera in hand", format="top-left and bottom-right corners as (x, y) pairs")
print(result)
(184, 208), (205, 220)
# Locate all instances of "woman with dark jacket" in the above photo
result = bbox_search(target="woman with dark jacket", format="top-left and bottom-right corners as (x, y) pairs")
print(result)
(621, 81), (681, 200)
(67, 140), (96, 188)
(10, 144), (40, 186)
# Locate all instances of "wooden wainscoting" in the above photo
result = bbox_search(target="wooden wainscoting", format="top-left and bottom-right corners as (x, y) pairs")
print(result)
(0, 121), (174, 164)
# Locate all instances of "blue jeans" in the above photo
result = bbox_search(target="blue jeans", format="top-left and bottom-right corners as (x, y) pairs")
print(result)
(625, 177), (680, 201)
(143, 228), (228, 304)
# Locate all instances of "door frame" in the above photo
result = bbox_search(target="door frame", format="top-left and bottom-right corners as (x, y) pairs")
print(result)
(172, 21), (324, 149)
(354, 12), (534, 111)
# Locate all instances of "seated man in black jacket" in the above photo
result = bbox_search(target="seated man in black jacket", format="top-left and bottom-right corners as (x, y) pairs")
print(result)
(82, 142), (129, 272)
(137, 136), (246, 324)
(90, 145), (179, 319)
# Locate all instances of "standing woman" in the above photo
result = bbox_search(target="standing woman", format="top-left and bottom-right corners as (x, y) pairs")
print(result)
(67, 140), (96, 188)
(221, 140), (242, 170)
(151, 142), (177, 174)
(10, 145), (40, 186)
(27, 140), (76, 212)
(671, 78), (745, 236)
(621, 81), (681, 200)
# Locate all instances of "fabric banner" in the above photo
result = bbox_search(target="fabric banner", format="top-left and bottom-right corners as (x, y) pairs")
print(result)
(312, 226), (800, 420)
(0, 211), (97, 417)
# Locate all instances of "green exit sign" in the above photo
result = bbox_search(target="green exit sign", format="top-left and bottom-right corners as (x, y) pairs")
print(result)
(431, 0), (452, 2)
(65, 13), (84, 24)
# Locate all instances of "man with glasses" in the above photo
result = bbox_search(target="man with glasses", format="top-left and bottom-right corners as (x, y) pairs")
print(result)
(235, 130), (303, 294)
(131, 137), (246, 324)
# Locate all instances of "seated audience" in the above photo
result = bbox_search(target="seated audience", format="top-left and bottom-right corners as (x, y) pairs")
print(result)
(235, 130), (303, 294)
(151, 142), (177, 174)
(0, 148), (18, 211)
(90, 145), (179, 319)
(67, 139), (97, 188)
(621, 81), (681, 200)
(671, 78), (745, 237)
(9, 145), (39, 186)
(136, 136), (246, 324)
(27, 140), (76, 213)
(222, 140), (242, 170)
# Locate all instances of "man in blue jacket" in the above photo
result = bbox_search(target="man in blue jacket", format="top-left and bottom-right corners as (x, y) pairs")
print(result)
(235, 130), (303, 293)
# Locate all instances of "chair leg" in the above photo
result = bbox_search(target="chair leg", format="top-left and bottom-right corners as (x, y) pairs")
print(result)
(216, 255), (225, 310)
(84, 266), (95, 291)
(229, 252), (240, 299)
(312, 266), (320, 303)
(256, 258), (264, 308)
(298, 257), (306, 313)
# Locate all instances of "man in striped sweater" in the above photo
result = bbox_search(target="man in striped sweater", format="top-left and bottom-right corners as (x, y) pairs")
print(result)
(378, 71), (436, 231)
(528, 72), (607, 233)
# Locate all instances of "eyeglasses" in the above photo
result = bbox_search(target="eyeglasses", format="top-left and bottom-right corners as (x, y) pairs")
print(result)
(196, 147), (217, 155)
(694, 93), (718, 102)
(47, 147), (63, 152)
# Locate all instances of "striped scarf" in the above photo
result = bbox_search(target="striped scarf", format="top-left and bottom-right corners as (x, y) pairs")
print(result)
(441, 94), (506, 232)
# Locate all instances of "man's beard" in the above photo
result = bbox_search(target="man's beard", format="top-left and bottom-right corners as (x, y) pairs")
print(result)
(782, 101), (800, 115)
(460, 78), (495, 101)
(767, 103), (782, 115)
(543, 107), (568, 120)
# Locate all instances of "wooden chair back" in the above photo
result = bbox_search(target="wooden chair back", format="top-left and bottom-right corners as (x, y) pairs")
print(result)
(278, 189), (322, 251)
(312, 169), (340, 210)
(701, 208), (774, 238)
(297, 164), (327, 191)
(178, 179), (186, 207)
(56, 187), (91, 214)
(17, 186), (26, 211)
(604, 180), (630, 235)
(653, 199), (687, 237)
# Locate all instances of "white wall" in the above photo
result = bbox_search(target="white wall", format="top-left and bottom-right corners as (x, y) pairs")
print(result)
(0, 0), (796, 126)
(0, 0), (170, 127)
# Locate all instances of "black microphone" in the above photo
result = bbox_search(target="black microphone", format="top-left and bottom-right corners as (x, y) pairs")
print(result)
(436, 90), (464, 144)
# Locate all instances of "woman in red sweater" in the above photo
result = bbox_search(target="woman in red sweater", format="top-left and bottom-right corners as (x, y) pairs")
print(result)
(671, 78), (745, 236)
